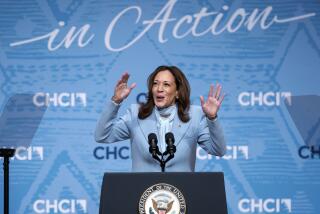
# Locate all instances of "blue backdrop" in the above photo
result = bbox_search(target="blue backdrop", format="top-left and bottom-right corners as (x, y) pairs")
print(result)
(0, 0), (319, 213)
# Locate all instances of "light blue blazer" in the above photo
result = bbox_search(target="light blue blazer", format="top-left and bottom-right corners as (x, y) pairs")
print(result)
(95, 100), (226, 172)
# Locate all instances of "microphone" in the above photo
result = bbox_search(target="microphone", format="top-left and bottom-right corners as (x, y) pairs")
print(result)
(165, 132), (176, 157)
(148, 133), (160, 157)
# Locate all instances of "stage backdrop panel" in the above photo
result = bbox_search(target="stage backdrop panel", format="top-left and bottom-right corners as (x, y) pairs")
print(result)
(0, 0), (319, 213)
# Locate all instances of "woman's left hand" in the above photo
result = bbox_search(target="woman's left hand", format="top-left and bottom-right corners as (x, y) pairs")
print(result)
(200, 84), (225, 119)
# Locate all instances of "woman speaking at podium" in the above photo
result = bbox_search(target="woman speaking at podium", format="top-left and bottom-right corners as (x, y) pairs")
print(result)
(95, 65), (226, 172)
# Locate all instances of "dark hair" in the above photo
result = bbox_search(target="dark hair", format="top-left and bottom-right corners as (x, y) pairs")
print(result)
(138, 65), (190, 122)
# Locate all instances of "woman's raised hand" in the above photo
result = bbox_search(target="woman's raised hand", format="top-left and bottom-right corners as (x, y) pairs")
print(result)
(200, 84), (225, 119)
(112, 72), (136, 104)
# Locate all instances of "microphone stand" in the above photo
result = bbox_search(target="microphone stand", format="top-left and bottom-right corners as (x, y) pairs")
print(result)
(163, 153), (174, 166)
(161, 150), (175, 172)
(148, 133), (176, 172)
(152, 152), (175, 172)
(150, 152), (166, 172)
(0, 148), (16, 214)
(160, 155), (165, 172)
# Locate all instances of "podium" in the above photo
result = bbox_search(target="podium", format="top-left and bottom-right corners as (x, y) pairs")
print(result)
(99, 172), (228, 214)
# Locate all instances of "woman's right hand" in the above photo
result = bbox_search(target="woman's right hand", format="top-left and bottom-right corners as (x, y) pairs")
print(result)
(112, 72), (136, 104)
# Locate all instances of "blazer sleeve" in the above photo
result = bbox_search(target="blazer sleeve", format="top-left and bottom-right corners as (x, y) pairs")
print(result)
(197, 114), (226, 157)
(94, 100), (132, 143)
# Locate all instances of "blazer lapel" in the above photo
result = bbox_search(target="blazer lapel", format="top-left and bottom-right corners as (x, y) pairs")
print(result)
(172, 114), (191, 147)
(137, 110), (158, 142)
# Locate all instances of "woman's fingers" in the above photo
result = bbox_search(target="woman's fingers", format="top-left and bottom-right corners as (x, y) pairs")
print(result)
(129, 82), (136, 89)
(128, 83), (137, 93)
(122, 72), (129, 83)
(117, 72), (129, 85)
(208, 84), (214, 98)
(200, 95), (205, 107)
(116, 73), (126, 87)
(214, 84), (221, 99)
(219, 93), (226, 104)
(115, 79), (122, 87)
(116, 72), (130, 87)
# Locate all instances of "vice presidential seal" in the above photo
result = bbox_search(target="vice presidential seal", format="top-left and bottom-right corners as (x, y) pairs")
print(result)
(138, 183), (186, 214)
